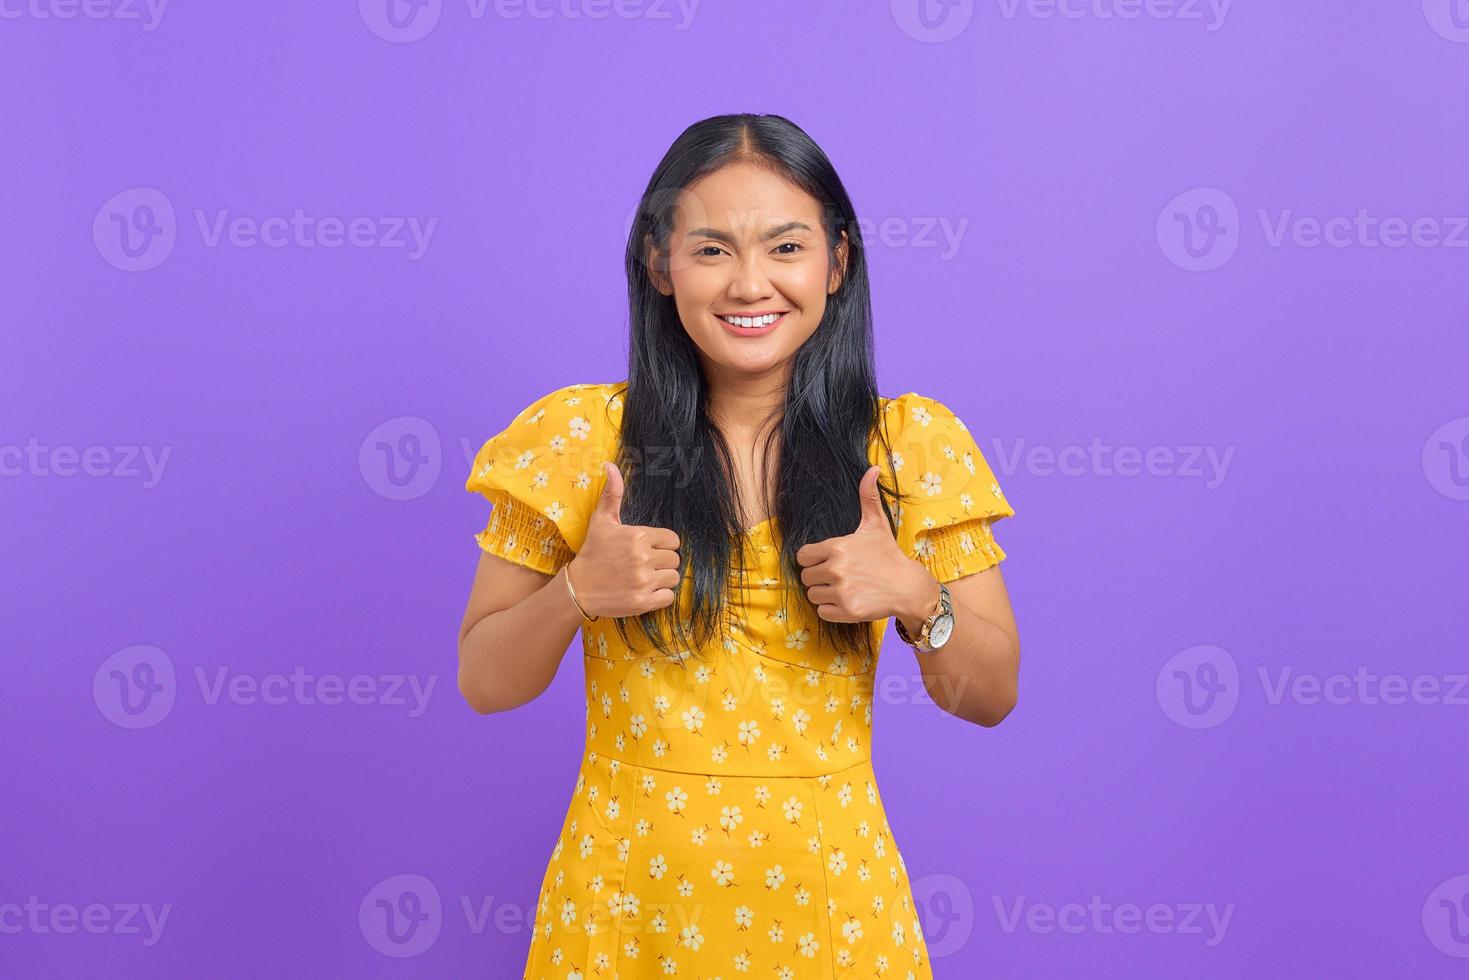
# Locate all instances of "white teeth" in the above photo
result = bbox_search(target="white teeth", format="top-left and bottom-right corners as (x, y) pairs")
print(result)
(720, 313), (781, 328)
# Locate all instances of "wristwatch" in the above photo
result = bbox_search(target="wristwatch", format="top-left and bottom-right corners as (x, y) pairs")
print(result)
(894, 581), (954, 654)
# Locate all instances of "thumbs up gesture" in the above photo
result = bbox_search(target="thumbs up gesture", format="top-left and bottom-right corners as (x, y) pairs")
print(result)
(565, 462), (684, 618)
(795, 465), (939, 625)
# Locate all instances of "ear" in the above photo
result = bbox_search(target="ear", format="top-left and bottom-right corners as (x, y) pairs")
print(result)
(828, 228), (849, 295)
(645, 233), (673, 295)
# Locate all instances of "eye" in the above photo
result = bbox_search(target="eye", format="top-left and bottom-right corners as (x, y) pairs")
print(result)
(774, 242), (805, 255)
(695, 245), (727, 258)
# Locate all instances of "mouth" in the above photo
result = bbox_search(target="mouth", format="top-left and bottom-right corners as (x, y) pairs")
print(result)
(714, 311), (788, 337)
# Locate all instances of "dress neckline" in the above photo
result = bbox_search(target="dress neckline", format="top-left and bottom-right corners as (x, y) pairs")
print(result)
(742, 516), (776, 537)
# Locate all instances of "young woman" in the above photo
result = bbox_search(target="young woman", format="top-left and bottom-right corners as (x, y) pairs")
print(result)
(458, 113), (1020, 978)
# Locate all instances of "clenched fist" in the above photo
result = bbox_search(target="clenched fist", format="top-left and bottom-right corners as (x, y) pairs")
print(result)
(795, 465), (940, 626)
(565, 462), (683, 618)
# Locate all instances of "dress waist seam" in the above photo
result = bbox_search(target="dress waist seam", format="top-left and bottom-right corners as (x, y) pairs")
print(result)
(589, 752), (873, 780)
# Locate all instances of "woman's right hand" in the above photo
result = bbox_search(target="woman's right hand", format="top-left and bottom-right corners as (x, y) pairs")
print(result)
(565, 462), (682, 618)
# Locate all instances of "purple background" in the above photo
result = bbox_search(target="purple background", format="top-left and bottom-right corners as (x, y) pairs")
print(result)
(4, 1), (1468, 976)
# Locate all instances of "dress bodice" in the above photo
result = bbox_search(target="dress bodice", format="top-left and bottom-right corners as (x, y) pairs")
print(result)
(465, 379), (1015, 781)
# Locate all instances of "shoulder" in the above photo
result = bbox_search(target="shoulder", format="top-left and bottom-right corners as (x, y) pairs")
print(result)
(876, 390), (1016, 579)
(878, 390), (980, 453)
(463, 380), (626, 563)
(881, 390), (961, 431)
(877, 388), (1014, 520)
(503, 380), (626, 434)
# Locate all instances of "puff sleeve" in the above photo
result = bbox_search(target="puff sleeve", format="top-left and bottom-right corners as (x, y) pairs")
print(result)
(880, 392), (1015, 583)
(464, 383), (620, 575)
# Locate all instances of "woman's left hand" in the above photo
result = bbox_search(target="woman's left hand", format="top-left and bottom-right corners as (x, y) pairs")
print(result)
(795, 465), (940, 626)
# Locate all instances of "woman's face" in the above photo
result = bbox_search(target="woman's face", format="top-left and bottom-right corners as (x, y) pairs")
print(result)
(649, 161), (847, 379)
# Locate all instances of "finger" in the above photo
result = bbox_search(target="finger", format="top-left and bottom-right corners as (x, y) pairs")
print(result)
(814, 602), (856, 624)
(644, 526), (682, 552)
(646, 548), (682, 571)
(594, 462), (625, 525)
(804, 584), (839, 606)
(648, 567), (683, 591)
(795, 539), (833, 567)
(856, 465), (888, 532)
(646, 588), (677, 611)
(799, 562), (833, 588)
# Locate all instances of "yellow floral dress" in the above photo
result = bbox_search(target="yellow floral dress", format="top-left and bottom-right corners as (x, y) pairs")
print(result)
(465, 381), (1015, 979)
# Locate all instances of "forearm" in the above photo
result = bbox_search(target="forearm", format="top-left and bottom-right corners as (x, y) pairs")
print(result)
(896, 568), (1019, 727)
(457, 565), (587, 714)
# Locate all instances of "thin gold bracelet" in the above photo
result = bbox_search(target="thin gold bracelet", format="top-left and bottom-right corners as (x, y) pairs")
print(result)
(563, 563), (598, 622)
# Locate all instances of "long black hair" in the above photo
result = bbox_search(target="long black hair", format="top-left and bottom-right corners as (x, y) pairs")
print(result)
(611, 112), (903, 666)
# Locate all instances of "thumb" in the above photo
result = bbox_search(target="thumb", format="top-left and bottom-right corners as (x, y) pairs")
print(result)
(856, 465), (887, 532)
(593, 461), (625, 525)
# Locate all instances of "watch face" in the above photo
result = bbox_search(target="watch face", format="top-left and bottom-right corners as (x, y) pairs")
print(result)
(928, 613), (954, 649)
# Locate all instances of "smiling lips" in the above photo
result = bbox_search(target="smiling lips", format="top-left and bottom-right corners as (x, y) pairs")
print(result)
(716, 311), (787, 336)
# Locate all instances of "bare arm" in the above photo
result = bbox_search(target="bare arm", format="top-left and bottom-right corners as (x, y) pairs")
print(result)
(456, 462), (681, 715)
(894, 562), (1020, 728)
(456, 555), (587, 714)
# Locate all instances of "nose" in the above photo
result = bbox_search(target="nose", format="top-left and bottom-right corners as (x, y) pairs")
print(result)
(727, 251), (774, 302)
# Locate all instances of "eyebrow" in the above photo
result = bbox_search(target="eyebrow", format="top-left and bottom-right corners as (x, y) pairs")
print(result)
(684, 221), (813, 244)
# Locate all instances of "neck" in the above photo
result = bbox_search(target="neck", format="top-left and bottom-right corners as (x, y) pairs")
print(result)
(702, 362), (788, 432)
